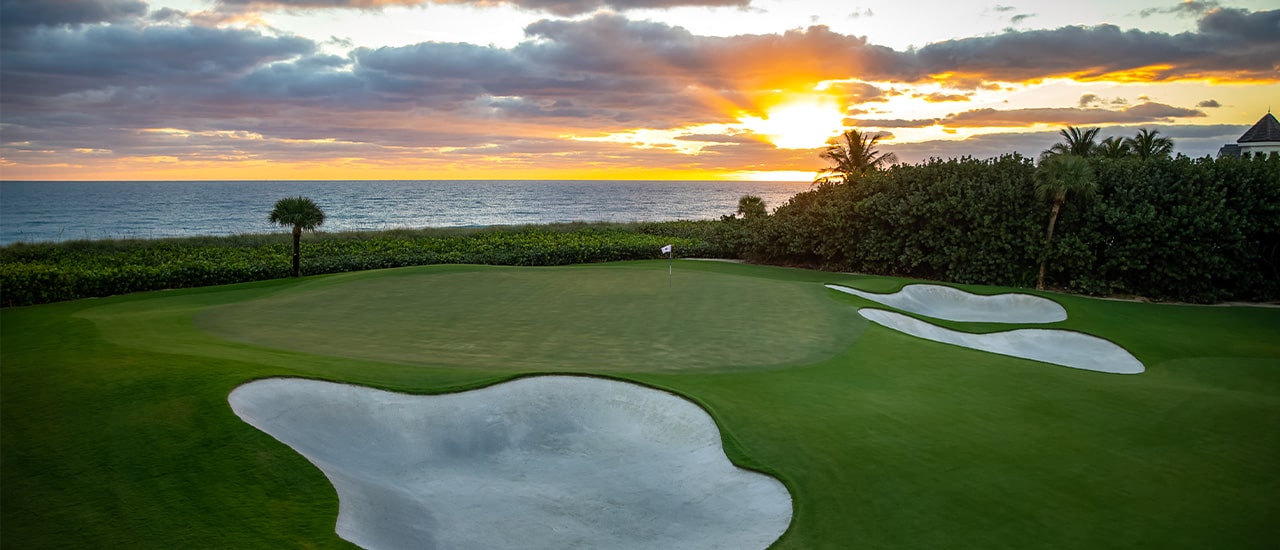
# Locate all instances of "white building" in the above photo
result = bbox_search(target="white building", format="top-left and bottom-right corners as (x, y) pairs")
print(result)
(1218, 112), (1280, 159)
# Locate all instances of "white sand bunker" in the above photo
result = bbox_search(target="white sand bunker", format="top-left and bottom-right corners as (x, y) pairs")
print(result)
(826, 283), (1067, 323)
(229, 376), (793, 550)
(859, 308), (1144, 374)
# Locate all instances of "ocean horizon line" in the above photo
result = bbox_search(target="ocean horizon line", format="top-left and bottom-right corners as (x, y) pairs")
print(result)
(2, 179), (809, 245)
(2, 178), (816, 184)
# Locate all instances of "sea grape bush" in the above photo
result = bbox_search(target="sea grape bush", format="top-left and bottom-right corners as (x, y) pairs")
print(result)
(735, 153), (1279, 303)
(0, 226), (707, 306)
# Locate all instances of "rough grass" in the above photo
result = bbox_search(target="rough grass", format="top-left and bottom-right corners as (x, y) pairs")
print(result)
(3, 260), (1279, 549)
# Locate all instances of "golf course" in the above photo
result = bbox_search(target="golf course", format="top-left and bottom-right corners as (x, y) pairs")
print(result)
(3, 259), (1279, 548)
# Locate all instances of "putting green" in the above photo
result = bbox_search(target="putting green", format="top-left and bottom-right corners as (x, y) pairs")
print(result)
(196, 264), (865, 371)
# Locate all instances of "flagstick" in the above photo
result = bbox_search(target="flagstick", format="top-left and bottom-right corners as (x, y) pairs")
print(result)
(668, 250), (673, 288)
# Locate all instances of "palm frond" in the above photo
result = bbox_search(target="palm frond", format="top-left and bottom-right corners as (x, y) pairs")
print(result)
(269, 196), (326, 231)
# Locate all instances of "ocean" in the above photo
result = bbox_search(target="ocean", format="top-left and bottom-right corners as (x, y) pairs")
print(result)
(0, 180), (809, 246)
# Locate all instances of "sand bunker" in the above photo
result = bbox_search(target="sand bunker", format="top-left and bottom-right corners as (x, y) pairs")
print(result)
(826, 284), (1067, 323)
(859, 308), (1144, 374)
(229, 376), (792, 550)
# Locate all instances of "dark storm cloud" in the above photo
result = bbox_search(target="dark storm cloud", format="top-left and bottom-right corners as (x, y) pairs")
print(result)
(0, 0), (147, 29)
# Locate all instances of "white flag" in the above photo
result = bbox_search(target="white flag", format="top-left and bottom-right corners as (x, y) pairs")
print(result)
(661, 244), (673, 254)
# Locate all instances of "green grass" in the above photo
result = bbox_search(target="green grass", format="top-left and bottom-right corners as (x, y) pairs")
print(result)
(3, 260), (1279, 548)
(194, 264), (863, 371)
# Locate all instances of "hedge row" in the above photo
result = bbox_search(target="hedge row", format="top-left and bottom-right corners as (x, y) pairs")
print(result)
(0, 226), (710, 306)
(733, 154), (1280, 303)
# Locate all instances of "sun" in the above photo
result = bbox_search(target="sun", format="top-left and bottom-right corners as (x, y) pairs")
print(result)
(740, 97), (846, 149)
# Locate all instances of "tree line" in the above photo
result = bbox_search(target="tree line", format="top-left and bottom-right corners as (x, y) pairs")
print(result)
(723, 127), (1279, 303)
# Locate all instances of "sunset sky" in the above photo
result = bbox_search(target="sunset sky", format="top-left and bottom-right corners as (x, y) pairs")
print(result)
(1, 0), (1276, 181)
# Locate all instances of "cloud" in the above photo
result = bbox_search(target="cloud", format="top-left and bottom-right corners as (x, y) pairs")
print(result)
(938, 102), (1205, 127)
(848, 102), (1207, 130)
(1196, 99), (1221, 108)
(917, 92), (971, 103)
(0, 0), (147, 30)
(844, 118), (937, 128)
(1139, 1), (1219, 18)
(213, 0), (751, 16)
(1121, 101), (1205, 119)
(825, 81), (890, 102)
(1, 24), (315, 100)
(1079, 94), (1129, 107)
(1009, 13), (1034, 25)
(915, 8), (1280, 83)
(0, 7), (1273, 176)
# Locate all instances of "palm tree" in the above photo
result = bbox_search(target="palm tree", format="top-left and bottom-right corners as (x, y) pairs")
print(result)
(1097, 136), (1130, 159)
(1042, 126), (1101, 159)
(1035, 154), (1095, 290)
(736, 195), (767, 219)
(1125, 128), (1174, 161)
(269, 196), (326, 277)
(815, 129), (898, 184)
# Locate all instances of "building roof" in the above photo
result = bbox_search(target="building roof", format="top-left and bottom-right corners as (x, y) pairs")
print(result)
(1238, 112), (1280, 143)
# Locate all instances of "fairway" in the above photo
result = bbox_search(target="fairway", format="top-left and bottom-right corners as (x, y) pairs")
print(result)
(4, 260), (1280, 549)
(197, 264), (864, 371)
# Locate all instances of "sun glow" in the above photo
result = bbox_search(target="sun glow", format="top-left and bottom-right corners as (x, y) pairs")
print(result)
(740, 98), (846, 149)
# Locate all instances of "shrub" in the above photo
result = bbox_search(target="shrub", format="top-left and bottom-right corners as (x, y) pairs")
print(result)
(1, 225), (714, 306)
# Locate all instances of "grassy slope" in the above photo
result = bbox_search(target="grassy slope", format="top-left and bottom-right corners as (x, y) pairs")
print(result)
(3, 260), (1279, 549)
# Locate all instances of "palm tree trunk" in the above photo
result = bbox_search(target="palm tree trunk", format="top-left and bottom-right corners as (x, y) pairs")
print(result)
(292, 225), (302, 277)
(1036, 200), (1063, 290)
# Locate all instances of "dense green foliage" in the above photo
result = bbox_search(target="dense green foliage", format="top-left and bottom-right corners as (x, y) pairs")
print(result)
(744, 154), (1044, 285)
(0, 225), (709, 306)
(735, 154), (1280, 303)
